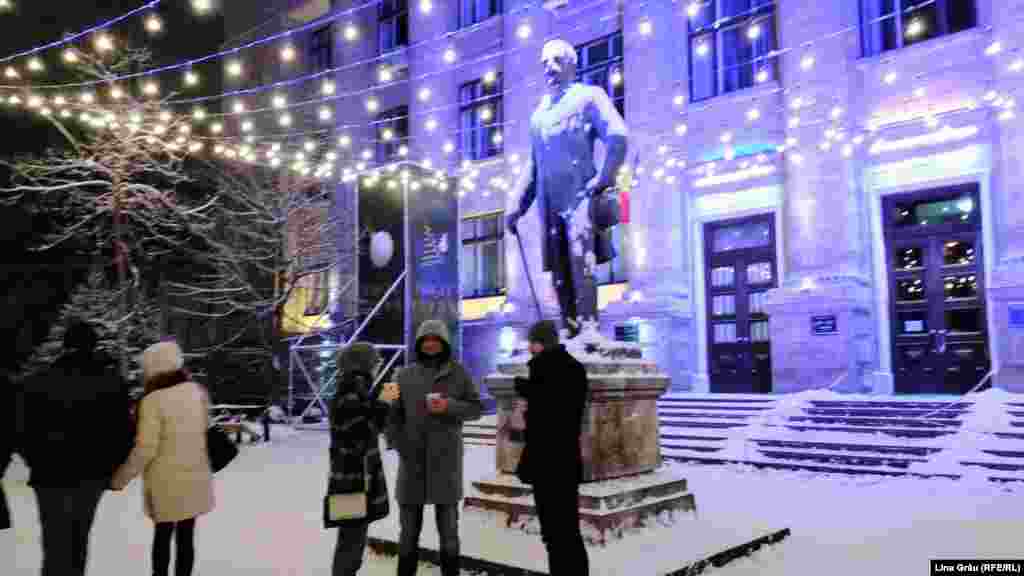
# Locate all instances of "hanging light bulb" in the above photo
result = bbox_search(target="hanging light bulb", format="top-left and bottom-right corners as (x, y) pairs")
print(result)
(52, 95), (66, 106)
(304, 140), (317, 152)
(747, 23), (761, 40)
(319, 106), (332, 121)
(241, 120), (253, 132)
(226, 59), (243, 77)
(79, 91), (95, 104)
(322, 79), (336, 95)
(382, 128), (394, 141)
(517, 22), (531, 40)
(483, 70), (497, 85)
(419, 0), (432, 14)
(193, 107), (206, 121)
(184, 70), (199, 86)
(4, 66), (18, 79)
(210, 122), (223, 134)
(756, 69), (768, 83)
(610, 69), (623, 86)
(94, 34), (115, 53)
(233, 100), (246, 114)
(639, 19), (653, 36)
(425, 118), (438, 131)
(883, 71), (898, 85)
(479, 107), (493, 121)
(746, 108), (760, 121)
(366, 97), (379, 113)
(280, 43), (297, 63)
(695, 42), (709, 57)
(443, 48), (457, 64)
(344, 23), (359, 42)
(686, 2), (700, 18)
(905, 19), (924, 38)
(26, 57), (44, 73)
(418, 87), (431, 102)
(279, 113), (292, 127)
(144, 14), (163, 34)
(272, 94), (287, 109)
(338, 134), (351, 148)
(379, 67), (392, 83)
(443, 141), (454, 154)
(62, 48), (79, 64)
(800, 53), (815, 70)
(142, 81), (159, 96)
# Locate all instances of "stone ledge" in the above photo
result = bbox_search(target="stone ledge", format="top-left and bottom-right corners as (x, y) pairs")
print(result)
(465, 470), (696, 546)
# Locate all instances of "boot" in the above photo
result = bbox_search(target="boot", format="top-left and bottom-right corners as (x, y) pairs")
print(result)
(440, 551), (460, 576)
(397, 553), (419, 576)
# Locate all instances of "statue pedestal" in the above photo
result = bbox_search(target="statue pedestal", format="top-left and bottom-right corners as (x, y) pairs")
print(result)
(464, 325), (696, 545)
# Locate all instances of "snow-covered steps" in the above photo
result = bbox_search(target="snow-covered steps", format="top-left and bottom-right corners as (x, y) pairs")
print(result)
(464, 414), (498, 447)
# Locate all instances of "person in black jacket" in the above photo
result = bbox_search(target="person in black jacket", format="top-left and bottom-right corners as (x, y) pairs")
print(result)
(515, 320), (590, 575)
(324, 342), (398, 575)
(19, 319), (135, 576)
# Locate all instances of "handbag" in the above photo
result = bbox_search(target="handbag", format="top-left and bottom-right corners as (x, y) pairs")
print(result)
(590, 188), (621, 230)
(207, 425), (239, 474)
(325, 455), (371, 521)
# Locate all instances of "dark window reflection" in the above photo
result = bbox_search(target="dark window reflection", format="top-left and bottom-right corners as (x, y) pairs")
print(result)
(896, 278), (925, 302)
(943, 240), (975, 266)
(892, 196), (975, 228)
(946, 309), (983, 334)
(895, 246), (925, 270)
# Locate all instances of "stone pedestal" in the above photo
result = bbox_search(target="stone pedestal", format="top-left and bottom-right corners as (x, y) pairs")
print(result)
(764, 276), (875, 394)
(465, 324), (695, 544)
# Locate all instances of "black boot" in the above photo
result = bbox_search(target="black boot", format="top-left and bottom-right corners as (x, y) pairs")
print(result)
(440, 551), (460, 576)
(397, 553), (419, 576)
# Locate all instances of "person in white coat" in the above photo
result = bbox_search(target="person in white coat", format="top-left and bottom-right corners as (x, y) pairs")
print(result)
(112, 341), (214, 576)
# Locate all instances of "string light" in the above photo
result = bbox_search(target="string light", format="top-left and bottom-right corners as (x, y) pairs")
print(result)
(883, 71), (898, 85)
(191, 0), (211, 14)
(746, 107), (760, 121)
(695, 42), (709, 57)
(675, 123), (688, 136)
(280, 43), (297, 63)
(322, 80), (336, 95)
(443, 141), (454, 154)
(338, 134), (351, 148)
(756, 69), (769, 83)
(985, 41), (1002, 57)
(800, 53), (815, 70)
(366, 97), (379, 113)
(27, 57), (44, 73)
(686, 3), (700, 18)
(379, 67), (392, 83)
(226, 59), (243, 77)
(143, 80), (159, 96)
(193, 107), (206, 121)
(241, 120), (253, 132)
(443, 48), (457, 64)
(279, 112), (292, 126)
(3, 66), (18, 79)
(905, 19), (924, 38)
(831, 106), (844, 120)
(272, 94), (287, 109)
(343, 23), (359, 42)
(184, 69), (200, 86)
(79, 91), (94, 104)
(1011, 59), (1024, 73)
(419, 0), (432, 14)
(639, 20), (653, 36)
(517, 22), (531, 40)
(425, 117), (438, 131)
(232, 100), (246, 113)
(418, 87), (431, 102)
(109, 85), (123, 99)
(144, 14), (163, 34)
(94, 34), (115, 53)
(747, 23), (761, 40)
(210, 121), (223, 134)
(319, 106), (332, 121)
(62, 48), (78, 64)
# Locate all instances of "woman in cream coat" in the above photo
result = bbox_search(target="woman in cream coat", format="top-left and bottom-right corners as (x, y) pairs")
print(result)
(112, 341), (214, 576)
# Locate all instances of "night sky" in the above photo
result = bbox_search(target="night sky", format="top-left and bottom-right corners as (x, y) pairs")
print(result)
(0, 1), (225, 157)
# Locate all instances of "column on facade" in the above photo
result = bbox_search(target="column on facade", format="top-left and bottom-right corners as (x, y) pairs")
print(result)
(986, 0), (1024, 392)
(764, 2), (875, 393)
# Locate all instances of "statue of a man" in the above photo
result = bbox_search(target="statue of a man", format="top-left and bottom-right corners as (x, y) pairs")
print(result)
(506, 39), (628, 338)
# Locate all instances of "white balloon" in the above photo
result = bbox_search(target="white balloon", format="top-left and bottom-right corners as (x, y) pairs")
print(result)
(370, 231), (395, 268)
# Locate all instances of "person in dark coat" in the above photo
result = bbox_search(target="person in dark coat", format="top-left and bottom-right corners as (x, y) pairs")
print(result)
(515, 320), (590, 575)
(324, 342), (398, 575)
(389, 320), (483, 576)
(19, 319), (135, 576)
(1, 372), (13, 531)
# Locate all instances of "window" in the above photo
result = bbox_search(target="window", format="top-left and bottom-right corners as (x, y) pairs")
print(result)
(688, 0), (777, 102)
(379, 0), (409, 54)
(861, 0), (976, 57)
(576, 32), (625, 118)
(461, 212), (505, 298)
(460, 76), (503, 161)
(310, 25), (333, 72)
(460, 0), (502, 28)
(376, 106), (409, 162)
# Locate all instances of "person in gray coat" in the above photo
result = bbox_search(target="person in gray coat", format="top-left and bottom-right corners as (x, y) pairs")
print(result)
(389, 320), (483, 576)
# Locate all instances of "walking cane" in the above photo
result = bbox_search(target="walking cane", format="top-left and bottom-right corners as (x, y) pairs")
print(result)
(513, 227), (545, 321)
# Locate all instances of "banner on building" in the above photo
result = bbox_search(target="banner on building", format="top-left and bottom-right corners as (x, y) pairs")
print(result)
(406, 164), (461, 359)
(357, 174), (406, 347)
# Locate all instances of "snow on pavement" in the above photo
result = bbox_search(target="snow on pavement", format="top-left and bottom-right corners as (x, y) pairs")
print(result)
(3, 428), (1023, 575)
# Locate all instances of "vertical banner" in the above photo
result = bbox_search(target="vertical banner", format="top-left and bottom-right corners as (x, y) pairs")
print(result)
(357, 175), (406, 347)
(406, 164), (461, 359)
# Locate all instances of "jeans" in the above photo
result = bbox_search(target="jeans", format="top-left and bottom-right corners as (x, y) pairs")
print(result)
(332, 522), (369, 576)
(152, 518), (196, 576)
(397, 504), (459, 576)
(34, 483), (106, 576)
(533, 480), (589, 576)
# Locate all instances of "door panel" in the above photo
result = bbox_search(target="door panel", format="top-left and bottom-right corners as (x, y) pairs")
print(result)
(884, 186), (990, 395)
(705, 215), (776, 394)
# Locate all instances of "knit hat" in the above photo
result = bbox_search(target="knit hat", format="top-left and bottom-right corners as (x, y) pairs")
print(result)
(141, 341), (185, 384)
(339, 342), (380, 376)
(528, 320), (560, 350)
(63, 319), (99, 352)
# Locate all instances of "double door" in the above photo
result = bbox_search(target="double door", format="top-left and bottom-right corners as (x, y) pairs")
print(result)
(885, 186), (990, 395)
(705, 214), (777, 394)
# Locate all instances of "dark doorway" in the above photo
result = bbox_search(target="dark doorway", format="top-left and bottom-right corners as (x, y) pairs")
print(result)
(883, 184), (990, 394)
(705, 214), (777, 393)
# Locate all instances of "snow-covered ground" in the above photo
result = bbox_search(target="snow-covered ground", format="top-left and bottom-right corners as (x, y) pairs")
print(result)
(3, 428), (1023, 575)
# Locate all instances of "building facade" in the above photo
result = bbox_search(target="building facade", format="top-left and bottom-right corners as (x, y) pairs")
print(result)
(229, 0), (1024, 396)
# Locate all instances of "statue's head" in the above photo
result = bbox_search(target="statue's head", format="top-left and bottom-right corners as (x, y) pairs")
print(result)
(540, 39), (577, 95)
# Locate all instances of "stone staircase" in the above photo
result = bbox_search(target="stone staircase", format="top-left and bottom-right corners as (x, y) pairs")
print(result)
(658, 391), (1024, 482)
(464, 392), (1024, 482)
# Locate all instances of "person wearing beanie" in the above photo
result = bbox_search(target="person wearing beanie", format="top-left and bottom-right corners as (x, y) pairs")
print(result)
(112, 340), (214, 576)
(514, 320), (590, 575)
(389, 320), (483, 576)
(324, 342), (399, 575)
(17, 318), (134, 576)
